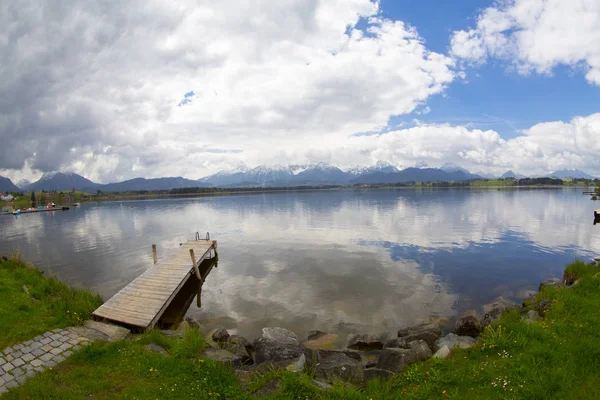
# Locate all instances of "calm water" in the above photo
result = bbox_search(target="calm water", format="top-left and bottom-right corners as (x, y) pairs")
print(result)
(1, 188), (599, 338)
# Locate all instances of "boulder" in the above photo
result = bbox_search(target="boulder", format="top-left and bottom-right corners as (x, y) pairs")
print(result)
(305, 348), (361, 368)
(375, 340), (431, 373)
(312, 379), (333, 391)
(184, 317), (206, 333)
(522, 310), (542, 324)
(533, 298), (552, 315)
(539, 278), (565, 290)
(203, 348), (243, 367)
(212, 328), (231, 343)
(397, 322), (441, 351)
(176, 320), (190, 332)
(384, 338), (408, 349)
(364, 367), (394, 382)
(226, 335), (253, 364)
(82, 320), (131, 342)
(481, 297), (520, 327)
(253, 327), (304, 366)
(432, 345), (450, 359)
(455, 315), (482, 337)
(314, 351), (364, 385)
(143, 344), (169, 356)
(346, 333), (386, 351)
(434, 333), (476, 351)
(304, 331), (340, 350)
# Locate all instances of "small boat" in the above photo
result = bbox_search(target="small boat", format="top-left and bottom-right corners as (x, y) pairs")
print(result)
(12, 209), (20, 215)
(72, 203), (80, 207)
(61, 206), (70, 211)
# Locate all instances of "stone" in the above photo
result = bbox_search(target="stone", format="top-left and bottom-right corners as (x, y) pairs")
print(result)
(532, 298), (552, 315)
(376, 340), (432, 373)
(5, 354), (13, 362)
(143, 344), (169, 356)
(2, 362), (14, 373)
(2, 347), (13, 355)
(59, 343), (72, 351)
(176, 320), (190, 332)
(312, 379), (333, 391)
(10, 350), (23, 358)
(314, 351), (364, 385)
(31, 348), (45, 357)
(184, 317), (205, 333)
(253, 327), (304, 365)
(83, 320), (131, 342)
(11, 358), (24, 368)
(455, 315), (482, 337)
(304, 332), (340, 350)
(53, 355), (66, 363)
(30, 359), (44, 368)
(16, 375), (27, 384)
(21, 353), (34, 363)
(6, 380), (18, 388)
(50, 348), (63, 356)
(40, 337), (52, 345)
(481, 297), (520, 327)
(212, 328), (230, 343)
(25, 370), (36, 378)
(21, 347), (32, 354)
(384, 338), (408, 349)
(254, 379), (282, 397)
(364, 367), (394, 382)
(432, 345), (451, 359)
(225, 336), (252, 364)
(12, 368), (24, 377)
(40, 354), (53, 362)
(434, 333), (477, 352)
(346, 333), (386, 351)
(539, 278), (565, 290)
(63, 350), (73, 358)
(203, 348), (243, 367)
(50, 341), (62, 348)
(397, 322), (442, 351)
(50, 334), (62, 341)
(522, 310), (542, 324)
(13, 344), (23, 351)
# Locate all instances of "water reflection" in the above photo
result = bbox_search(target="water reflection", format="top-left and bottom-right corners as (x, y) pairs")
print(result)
(0, 188), (599, 339)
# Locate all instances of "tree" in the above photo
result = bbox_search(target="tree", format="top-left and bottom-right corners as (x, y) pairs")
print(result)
(30, 192), (36, 207)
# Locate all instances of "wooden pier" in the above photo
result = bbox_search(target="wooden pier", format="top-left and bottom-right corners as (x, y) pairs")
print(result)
(1, 207), (70, 216)
(92, 235), (218, 331)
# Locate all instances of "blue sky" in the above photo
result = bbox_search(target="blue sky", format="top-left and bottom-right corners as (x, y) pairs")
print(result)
(381, 0), (600, 138)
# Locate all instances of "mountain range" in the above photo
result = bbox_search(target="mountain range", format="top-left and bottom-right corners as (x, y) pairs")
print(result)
(0, 164), (597, 194)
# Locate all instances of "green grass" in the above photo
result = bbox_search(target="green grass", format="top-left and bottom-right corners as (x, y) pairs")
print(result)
(5, 260), (600, 399)
(0, 255), (103, 349)
(470, 180), (517, 187)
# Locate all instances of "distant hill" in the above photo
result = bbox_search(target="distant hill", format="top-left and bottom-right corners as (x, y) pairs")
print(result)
(501, 170), (525, 179)
(349, 168), (480, 184)
(0, 176), (20, 193)
(548, 169), (595, 179)
(27, 172), (99, 192)
(16, 179), (31, 190)
(95, 177), (204, 193)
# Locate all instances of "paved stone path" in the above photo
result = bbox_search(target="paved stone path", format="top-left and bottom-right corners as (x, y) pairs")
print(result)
(0, 327), (91, 395)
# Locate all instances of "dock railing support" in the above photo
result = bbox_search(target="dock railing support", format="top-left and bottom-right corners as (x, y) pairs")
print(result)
(152, 244), (157, 264)
(189, 249), (203, 282)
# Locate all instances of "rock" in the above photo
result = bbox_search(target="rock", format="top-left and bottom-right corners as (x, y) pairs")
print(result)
(522, 291), (538, 307)
(562, 270), (578, 286)
(304, 332), (340, 350)
(346, 333), (387, 351)
(384, 338), (408, 349)
(203, 348), (243, 367)
(22, 285), (29, 294)
(375, 340), (431, 373)
(455, 315), (482, 337)
(364, 367), (394, 382)
(314, 351), (364, 385)
(253, 327), (304, 366)
(533, 298), (552, 315)
(226, 335), (252, 364)
(432, 345), (450, 359)
(176, 320), (190, 332)
(160, 330), (183, 338)
(539, 278), (565, 290)
(305, 348), (361, 368)
(312, 379), (333, 391)
(184, 317), (205, 332)
(212, 328), (230, 343)
(254, 378), (282, 397)
(66, 326), (110, 341)
(522, 310), (542, 324)
(434, 333), (476, 351)
(364, 359), (377, 368)
(143, 344), (169, 356)
(83, 320), (130, 342)
(481, 297), (520, 327)
(397, 322), (441, 351)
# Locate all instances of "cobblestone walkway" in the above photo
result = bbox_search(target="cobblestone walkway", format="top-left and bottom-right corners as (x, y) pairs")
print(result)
(0, 327), (91, 394)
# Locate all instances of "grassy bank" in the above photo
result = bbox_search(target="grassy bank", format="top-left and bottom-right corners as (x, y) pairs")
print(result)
(0, 255), (103, 349)
(5, 260), (600, 399)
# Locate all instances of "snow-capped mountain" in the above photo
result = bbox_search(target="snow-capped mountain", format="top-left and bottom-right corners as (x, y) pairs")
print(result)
(475, 171), (497, 179)
(346, 161), (400, 175)
(28, 172), (100, 192)
(16, 179), (32, 189)
(501, 170), (525, 179)
(440, 163), (470, 174)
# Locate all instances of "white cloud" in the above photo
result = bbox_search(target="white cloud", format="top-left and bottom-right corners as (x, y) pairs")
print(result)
(0, 0), (457, 182)
(450, 0), (600, 84)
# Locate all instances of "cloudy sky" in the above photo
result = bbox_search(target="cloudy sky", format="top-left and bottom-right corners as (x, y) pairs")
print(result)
(1, 0), (599, 183)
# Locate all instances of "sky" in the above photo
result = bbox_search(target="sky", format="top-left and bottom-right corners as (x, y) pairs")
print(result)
(1, 0), (599, 183)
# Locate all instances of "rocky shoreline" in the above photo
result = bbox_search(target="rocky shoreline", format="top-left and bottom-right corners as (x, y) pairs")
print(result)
(157, 276), (575, 390)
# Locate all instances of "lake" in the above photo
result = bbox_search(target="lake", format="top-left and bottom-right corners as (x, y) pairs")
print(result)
(1, 188), (598, 339)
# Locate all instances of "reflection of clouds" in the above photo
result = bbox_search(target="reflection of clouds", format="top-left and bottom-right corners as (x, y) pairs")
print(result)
(0, 189), (599, 338)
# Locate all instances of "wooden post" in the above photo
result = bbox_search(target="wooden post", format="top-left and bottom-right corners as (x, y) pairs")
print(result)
(152, 244), (157, 264)
(189, 249), (203, 281)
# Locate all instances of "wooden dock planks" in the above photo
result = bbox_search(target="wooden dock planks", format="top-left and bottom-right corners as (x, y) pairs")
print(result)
(92, 239), (217, 331)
